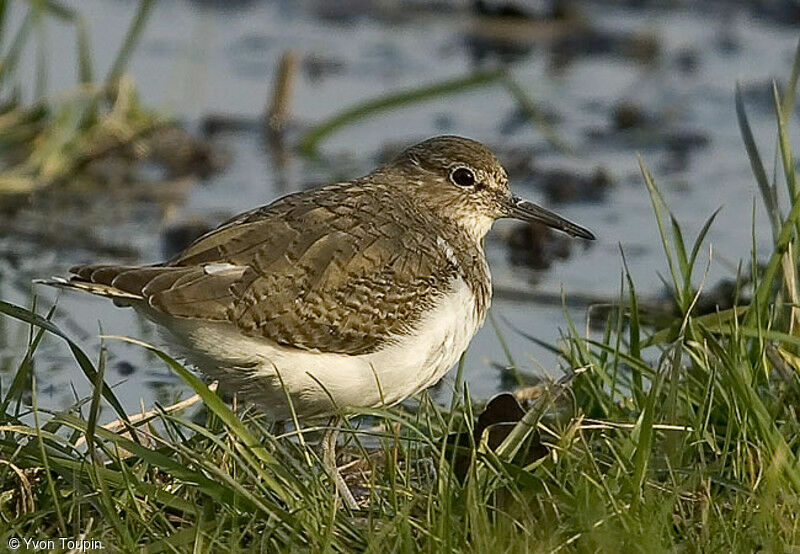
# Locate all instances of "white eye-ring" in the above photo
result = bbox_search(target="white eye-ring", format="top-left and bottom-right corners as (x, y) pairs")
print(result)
(450, 166), (476, 187)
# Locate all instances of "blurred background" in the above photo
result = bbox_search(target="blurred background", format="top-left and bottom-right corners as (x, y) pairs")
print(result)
(0, 0), (798, 415)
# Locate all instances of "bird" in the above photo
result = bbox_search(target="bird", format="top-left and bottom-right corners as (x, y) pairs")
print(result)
(38, 135), (594, 508)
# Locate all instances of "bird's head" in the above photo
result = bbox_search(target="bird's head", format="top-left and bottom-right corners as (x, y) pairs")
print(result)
(388, 135), (595, 242)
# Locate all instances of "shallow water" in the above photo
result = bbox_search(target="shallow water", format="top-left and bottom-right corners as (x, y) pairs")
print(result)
(2, 0), (799, 416)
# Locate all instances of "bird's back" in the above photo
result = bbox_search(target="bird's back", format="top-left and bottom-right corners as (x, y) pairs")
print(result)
(65, 178), (490, 356)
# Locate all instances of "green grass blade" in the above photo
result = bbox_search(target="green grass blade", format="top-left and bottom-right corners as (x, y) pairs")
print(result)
(639, 156), (683, 307)
(76, 16), (92, 84)
(493, 387), (555, 463)
(774, 83), (799, 200)
(669, 214), (690, 287)
(688, 207), (722, 272)
(105, 0), (154, 85)
(33, 0), (48, 98)
(501, 74), (572, 153)
(736, 82), (781, 238)
(0, 303), (54, 415)
(0, 0), (8, 43)
(30, 374), (67, 534)
(0, 9), (33, 88)
(55, 412), (286, 515)
(781, 33), (800, 120)
(298, 70), (504, 155)
(745, 183), (800, 327)
(488, 310), (521, 386)
(84, 338), (106, 456)
(630, 360), (661, 502)
(620, 248), (643, 403)
(42, 0), (77, 21)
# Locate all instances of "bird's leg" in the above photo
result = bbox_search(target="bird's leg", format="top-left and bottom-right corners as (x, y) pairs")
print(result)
(322, 416), (359, 510)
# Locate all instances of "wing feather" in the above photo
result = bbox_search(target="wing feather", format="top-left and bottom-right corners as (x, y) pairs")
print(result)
(69, 183), (464, 354)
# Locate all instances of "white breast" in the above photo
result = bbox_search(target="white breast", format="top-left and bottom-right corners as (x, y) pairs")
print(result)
(364, 277), (483, 404)
(150, 278), (485, 420)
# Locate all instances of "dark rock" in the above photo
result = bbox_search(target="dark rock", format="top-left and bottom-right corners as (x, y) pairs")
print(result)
(588, 101), (710, 160)
(500, 105), (561, 136)
(473, 0), (533, 19)
(162, 218), (215, 259)
(506, 220), (573, 270)
(465, 1), (580, 65)
(551, 28), (660, 66)
(449, 392), (549, 481)
(499, 147), (539, 179)
(465, 32), (538, 66)
(311, 0), (390, 23)
(188, 0), (258, 9)
(664, 130), (710, 154)
(148, 126), (231, 179)
(229, 34), (273, 55)
(539, 167), (614, 204)
(715, 25), (740, 54)
(613, 101), (649, 131)
(749, 0), (800, 25)
(115, 360), (136, 376)
(303, 54), (346, 81)
(674, 46), (701, 74)
(200, 114), (260, 136)
(694, 277), (752, 316)
(473, 0), (576, 20)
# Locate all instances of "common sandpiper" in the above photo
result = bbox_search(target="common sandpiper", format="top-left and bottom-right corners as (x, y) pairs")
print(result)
(39, 135), (595, 508)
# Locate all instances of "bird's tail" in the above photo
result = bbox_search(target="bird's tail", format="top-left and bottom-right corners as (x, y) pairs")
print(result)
(33, 276), (141, 300)
(33, 264), (154, 306)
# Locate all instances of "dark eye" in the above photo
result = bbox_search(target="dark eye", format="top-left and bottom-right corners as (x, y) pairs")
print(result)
(450, 167), (476, 187)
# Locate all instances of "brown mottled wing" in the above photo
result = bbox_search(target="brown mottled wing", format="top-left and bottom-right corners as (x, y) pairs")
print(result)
(151, 183), (458, 355)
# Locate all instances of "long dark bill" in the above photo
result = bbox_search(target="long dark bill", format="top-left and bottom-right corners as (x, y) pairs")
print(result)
(507, 196), (596, 240)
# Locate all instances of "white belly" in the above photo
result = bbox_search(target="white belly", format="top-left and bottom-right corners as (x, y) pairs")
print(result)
(150, 278), (485, 420)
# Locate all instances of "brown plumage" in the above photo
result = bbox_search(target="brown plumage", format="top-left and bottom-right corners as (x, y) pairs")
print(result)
(68, 181), (491, 355)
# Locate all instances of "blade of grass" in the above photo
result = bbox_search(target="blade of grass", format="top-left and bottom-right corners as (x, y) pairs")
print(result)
(0, 8), (33, 88)
(772, 83), (800, 331)
(745, 175), (800, 327)
(736, 82), (781, 239)
(76, 16), (92, 85)
(688, 208), (722, 272)
(620, 247), (643, 405)
(488, 310), (522, 386)
(781, 33), (800, 121)
(32, 0), (47, 98)
(0, 303), (54, 415)
(774, 83), (799, 200)
(42, 0), (77, 21)
(298, 70), (504, 155)
(643, 306), (748, 347)
(0, 0), (8, 43)
(105, 0), (155, 85)
(85, 337), (108, 458)
(639, 157), (684, 309)
(669, 214), (690, 289)
(501, 74), (572, 153)
(30, 373), (67, 534)
(630, 359), (661, 503)
(493, 386), (556, 463)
